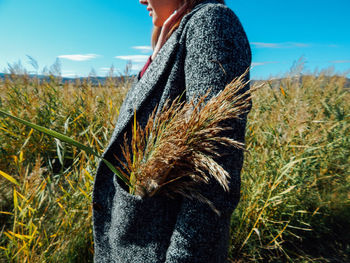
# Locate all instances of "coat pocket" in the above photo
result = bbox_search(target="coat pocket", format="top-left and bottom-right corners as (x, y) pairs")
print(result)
(111, 174), (181, 243)
(109, 174), (182, 262)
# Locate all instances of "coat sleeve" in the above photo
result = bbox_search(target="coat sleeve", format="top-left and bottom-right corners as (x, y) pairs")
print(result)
(164, 4), (251, 263)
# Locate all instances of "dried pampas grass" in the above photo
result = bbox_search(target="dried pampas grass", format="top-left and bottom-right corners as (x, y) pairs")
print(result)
(115, 70), (253, 215)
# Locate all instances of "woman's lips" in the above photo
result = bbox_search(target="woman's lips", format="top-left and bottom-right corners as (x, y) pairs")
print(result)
(147, 7), (153, 17)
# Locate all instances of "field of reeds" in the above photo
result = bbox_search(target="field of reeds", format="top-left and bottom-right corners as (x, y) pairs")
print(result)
(0, 69), (349, 262)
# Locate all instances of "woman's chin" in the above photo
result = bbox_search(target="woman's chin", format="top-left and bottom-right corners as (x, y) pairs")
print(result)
(153, 17), (164, 27)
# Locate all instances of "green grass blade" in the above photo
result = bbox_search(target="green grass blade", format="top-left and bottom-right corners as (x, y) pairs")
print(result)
(101, 159), (132, 188)
(0, 109), (100, 157)
(0, 109), (131, 186)
(0, 170), (19, 186)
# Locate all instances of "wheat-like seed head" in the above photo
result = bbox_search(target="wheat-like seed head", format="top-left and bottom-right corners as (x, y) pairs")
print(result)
(115, 69), (253, 215)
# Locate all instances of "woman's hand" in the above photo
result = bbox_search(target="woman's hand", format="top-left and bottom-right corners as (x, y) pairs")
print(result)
(151, 3), (188, 60)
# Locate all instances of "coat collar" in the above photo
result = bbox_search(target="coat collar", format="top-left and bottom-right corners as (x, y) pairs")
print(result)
(102, 29), (182, 157)
(192, 0), (220, 12)
(102, 0), (221, 157)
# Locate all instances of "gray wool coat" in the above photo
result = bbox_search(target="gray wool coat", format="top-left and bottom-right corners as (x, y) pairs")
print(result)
(92, 0), (251, 262)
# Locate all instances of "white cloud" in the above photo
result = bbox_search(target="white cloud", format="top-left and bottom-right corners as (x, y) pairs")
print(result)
(251, 62), (265, 66)
(115, 55), (149, 63)
(58, 54), (99, 61)
(251, 61), (279, 67)
(329, 60), (350, 64)
(251, 42), (310, 48)
(62, 73), (78, 78)
(99, 67), (116, 74)
(131, 64), (145, 71)
(132, 46), (153, 53)
(291, 42), (310, 47)
(100, 67), (112, 71)
(251, 42), (279, 48)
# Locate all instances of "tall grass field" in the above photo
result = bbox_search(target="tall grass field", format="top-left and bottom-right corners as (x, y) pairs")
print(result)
(0, 70), (349, 262)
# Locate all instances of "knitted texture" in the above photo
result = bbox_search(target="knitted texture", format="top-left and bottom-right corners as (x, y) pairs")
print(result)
(92, 0), (251, 262)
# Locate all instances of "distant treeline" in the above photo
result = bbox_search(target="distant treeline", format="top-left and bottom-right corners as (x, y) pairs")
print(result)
(1, 72), (349, 89)
(0, 72), (136, 86)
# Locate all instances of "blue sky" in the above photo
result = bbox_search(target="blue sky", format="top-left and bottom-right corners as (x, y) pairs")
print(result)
(0, 0), (349, 79)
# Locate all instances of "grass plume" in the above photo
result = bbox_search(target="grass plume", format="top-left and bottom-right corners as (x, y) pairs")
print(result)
(117, 71), (253, 216)
(0, 66), (349, 262)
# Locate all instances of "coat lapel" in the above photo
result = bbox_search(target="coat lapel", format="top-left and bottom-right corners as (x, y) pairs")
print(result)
(102, 29), (181, 156)
(103, 1), (218, 154)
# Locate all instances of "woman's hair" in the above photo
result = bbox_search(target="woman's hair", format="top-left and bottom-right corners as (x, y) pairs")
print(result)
(151, 0), (226, 49)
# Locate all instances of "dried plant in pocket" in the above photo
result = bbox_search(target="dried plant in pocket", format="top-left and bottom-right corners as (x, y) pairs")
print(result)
(115, 70), (253, 214)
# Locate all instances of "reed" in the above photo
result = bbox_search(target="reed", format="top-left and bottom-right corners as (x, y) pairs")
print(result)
(0, 73), (128, 262)
(116, 71), (253, 216)
(0, 67), (349, 262)
(1, 71), (253, 217)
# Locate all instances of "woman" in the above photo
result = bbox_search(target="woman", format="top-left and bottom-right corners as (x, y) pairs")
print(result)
(92, 0), (251, 262)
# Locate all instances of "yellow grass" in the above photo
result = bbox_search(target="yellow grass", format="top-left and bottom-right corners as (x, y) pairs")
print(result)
(0, 68), (349, 262)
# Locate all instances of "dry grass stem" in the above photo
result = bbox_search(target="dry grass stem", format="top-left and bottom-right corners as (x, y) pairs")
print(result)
(2, 64), (349, 261)
(116, 70), (253, 214)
